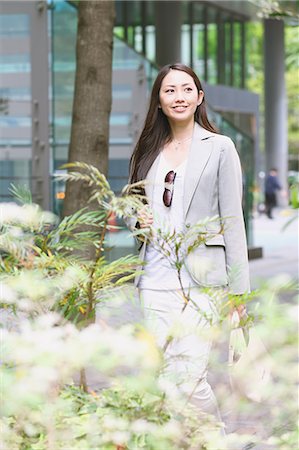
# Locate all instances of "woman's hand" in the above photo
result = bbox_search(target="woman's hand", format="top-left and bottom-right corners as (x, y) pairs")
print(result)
(235, 304), (247, 318)
(228, 294), (247, 319)
(137, 205), (154, 229)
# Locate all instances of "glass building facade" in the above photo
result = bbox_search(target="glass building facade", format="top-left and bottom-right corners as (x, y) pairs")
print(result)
(0, 0), (256, 247)
(0, 12), (32, 201)
(115, 0), (247, 88)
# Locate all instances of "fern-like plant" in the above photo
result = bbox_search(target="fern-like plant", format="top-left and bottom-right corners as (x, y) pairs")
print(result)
(1, 164), (149, 390)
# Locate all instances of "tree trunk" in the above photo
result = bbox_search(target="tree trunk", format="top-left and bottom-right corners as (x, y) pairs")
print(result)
(63, 0), (115, 216)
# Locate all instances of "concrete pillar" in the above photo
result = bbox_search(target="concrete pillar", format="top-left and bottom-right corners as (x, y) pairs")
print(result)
(264, 19), (288, 194)
(31, 1), (51, 210)
(155, 1), (182, 66)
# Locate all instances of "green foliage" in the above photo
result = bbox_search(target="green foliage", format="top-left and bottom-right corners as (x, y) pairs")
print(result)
(9, 183), (32, 205)
(1, 163), (146, 324)
(253, 0), (299, 20)
(282, 183), (299, 229)
(140, 215), (226, 312)
(289, 183), (299, 208)
(285, 25), (299, 155)
(1, 163), (298, 449)
(246, 22), (299, 161)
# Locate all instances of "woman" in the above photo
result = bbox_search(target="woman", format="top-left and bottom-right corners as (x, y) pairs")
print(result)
(127, 63), (250, 422)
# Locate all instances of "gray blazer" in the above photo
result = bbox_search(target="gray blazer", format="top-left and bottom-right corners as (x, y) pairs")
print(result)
(129, 123), (250, 295)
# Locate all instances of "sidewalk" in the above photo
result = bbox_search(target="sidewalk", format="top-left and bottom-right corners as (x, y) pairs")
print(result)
(249, 207), (298, 289)
(223, 207), (298, 447)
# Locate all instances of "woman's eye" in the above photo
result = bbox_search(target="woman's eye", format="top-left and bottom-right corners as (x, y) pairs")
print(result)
(165, 89), (174, 93)
(185, 87), (193, 92)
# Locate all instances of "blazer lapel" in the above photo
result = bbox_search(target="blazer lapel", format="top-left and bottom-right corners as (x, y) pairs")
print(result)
(183, 124), (215, 218)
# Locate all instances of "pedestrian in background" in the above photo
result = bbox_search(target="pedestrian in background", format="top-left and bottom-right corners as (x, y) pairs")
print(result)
(264, 168), (282, 219)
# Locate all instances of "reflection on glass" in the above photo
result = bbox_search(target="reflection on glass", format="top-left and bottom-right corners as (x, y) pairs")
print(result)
(0, 12), (31, 200)
(0, 14), (29, 36)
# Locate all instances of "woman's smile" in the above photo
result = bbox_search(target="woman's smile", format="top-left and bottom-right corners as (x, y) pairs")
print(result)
(172, 105), (188, 111)
(173, 105), (188, 111)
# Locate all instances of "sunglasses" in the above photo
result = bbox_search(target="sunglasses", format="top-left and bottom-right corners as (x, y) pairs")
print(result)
(163, 170), (176, 207)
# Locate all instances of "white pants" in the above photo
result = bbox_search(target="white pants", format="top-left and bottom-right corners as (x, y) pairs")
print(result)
(139, 287), (221, 420)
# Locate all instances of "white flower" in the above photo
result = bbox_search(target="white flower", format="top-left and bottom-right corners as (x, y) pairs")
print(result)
(131, 419), (153, 433)
(111, 431), (130, 445)
(0, 283), (15, 303)
(0, 202), (57, 228)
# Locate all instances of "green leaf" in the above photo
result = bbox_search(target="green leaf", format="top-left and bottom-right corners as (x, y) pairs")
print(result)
(9, 183), (32, 205)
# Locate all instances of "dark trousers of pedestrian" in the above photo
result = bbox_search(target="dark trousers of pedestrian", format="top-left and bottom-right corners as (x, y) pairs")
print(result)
(265, 192), (276, 219)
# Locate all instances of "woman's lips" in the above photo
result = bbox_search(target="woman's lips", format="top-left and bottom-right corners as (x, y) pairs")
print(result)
(172, 106), (188, 112)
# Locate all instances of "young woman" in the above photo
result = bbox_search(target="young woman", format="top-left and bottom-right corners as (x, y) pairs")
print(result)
(128, 63), (250, 422)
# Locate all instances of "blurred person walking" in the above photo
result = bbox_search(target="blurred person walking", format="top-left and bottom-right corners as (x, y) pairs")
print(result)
(264, 168), (282, 219)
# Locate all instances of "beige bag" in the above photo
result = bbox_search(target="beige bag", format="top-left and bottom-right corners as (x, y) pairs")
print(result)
(228, 311), (273, 403)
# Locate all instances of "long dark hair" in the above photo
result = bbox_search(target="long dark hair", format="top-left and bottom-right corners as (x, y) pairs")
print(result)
(129, 63), (217, 183)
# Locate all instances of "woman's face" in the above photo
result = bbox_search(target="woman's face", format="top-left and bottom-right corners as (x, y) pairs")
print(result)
(159, 69), (203, 125)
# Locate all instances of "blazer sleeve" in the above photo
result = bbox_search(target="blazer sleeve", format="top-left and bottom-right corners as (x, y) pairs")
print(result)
(218, 137), (250, 294)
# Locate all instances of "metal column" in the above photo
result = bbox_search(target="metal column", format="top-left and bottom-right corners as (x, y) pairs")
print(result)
(30, 1), (50, 210)
(264, 18), (288, 191)
(155, 1), (183, 67)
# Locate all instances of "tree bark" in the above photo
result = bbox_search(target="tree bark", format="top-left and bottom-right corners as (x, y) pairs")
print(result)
(63, 0), (115, 216)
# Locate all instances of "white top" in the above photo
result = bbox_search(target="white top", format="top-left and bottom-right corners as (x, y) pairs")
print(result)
(139, 153), (196, 291)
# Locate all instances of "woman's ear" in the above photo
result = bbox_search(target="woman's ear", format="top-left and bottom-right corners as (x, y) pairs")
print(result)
(197, 90), (204, 106)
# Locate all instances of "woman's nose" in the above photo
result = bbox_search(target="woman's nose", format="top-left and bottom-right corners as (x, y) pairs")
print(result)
(174, 90), (185, 101)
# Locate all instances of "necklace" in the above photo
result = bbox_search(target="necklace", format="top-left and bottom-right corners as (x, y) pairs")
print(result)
(172, 136), (192, 151)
